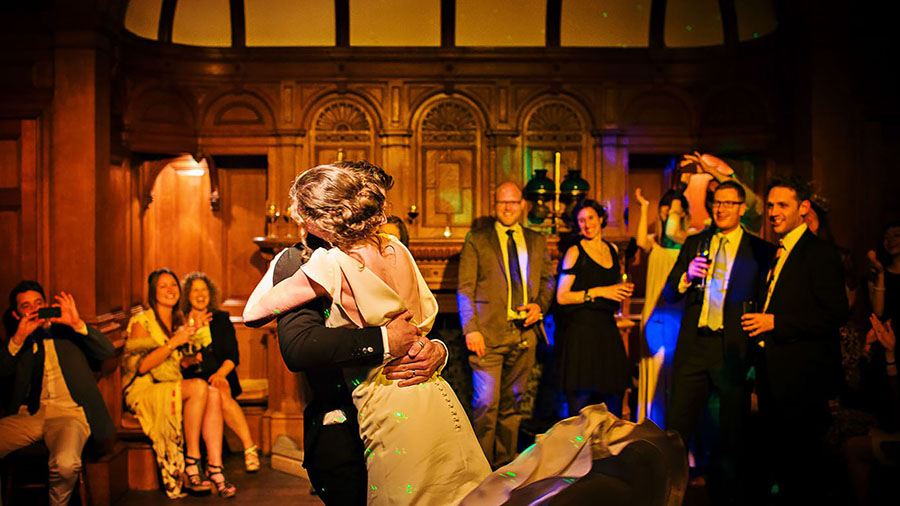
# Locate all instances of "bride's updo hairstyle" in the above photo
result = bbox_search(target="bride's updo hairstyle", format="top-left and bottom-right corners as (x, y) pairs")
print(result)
(289, 160), (393, 250)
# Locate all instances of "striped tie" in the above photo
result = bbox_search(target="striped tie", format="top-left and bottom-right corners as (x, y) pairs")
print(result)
(706, 236), (728, 330)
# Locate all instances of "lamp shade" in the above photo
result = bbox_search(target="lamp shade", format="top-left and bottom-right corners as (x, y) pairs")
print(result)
(524, 169), (554, 202)
(560, 169), (589, 202)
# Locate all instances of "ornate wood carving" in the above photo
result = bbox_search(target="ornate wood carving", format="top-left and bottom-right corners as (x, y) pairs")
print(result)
(417, 99), (481, 236)
(525, 102), (583, 143)
(314, 102), (371, 142)
(421, 102), (477, 142)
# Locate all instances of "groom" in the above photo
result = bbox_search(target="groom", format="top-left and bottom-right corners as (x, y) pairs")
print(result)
(273, 233), (448, 505)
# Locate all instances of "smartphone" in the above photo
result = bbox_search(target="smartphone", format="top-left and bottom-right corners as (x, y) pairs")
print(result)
(37, 307), (61, 319)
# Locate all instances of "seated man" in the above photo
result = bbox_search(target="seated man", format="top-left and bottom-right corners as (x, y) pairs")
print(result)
(0, 281), (115, 506)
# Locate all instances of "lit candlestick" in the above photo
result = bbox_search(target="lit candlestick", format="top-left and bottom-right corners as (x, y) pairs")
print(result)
(554, 151), (561, 223)
(337, 149), (344, 162)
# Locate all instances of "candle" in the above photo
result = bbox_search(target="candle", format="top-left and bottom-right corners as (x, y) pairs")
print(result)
(554, 151), (561, 219)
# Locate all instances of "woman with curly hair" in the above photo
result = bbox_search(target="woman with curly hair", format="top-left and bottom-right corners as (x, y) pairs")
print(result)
(179, 272), (260, 473)
(244, 161), (686, 505)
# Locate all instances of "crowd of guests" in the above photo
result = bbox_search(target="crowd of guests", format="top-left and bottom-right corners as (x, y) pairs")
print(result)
(0, 152), (897, 505)
(456, 154), (899, 505)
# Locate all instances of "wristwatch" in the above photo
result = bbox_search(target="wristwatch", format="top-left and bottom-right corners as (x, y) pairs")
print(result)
(583, 290), (593, 303)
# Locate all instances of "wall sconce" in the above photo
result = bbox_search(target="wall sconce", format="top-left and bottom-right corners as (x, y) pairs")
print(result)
(407, 204), (419, 224)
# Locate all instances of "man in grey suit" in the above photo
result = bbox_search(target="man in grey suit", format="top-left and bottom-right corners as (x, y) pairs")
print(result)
(457, 181), (555, 468)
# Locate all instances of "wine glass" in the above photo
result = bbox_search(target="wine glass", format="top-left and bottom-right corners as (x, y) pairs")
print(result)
(697, 236), (712, 290)
(616, 271), (633, 318)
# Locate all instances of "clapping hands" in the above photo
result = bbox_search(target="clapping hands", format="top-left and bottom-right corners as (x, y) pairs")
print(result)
(867, 314), (895, 353)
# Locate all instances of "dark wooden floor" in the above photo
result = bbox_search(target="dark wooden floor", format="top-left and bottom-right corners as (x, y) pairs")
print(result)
(114, 453), (323, 506)
(111, 452), (715, 506)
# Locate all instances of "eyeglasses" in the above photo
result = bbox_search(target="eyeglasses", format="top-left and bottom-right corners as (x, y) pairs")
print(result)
(495, 200), (521, 207)
(711, 200), (744, 209)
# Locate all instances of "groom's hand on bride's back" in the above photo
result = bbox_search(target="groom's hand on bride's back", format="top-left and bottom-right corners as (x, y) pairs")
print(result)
(383, 336), (447, 387)
(386, 310), (421, 355)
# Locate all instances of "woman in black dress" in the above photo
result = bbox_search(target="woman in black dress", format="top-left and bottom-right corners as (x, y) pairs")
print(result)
(179, 272), (260, 473)
(556, 199), (634, 417)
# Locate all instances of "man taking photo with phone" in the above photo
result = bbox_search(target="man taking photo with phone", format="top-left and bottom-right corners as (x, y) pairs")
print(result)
(0, 281), (115, 506)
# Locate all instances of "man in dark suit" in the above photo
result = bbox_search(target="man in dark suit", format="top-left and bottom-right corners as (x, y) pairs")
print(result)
(0, 281), (115, 506)
(273, 234), (448, 505)
(742, 175), (848, 504)
(458, 181), (555, 468)
(662, 181), (775, 503)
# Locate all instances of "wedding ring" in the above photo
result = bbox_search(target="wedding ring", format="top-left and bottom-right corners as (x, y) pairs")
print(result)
(416, 340), (426, 349)
(409, 370), (415, 378)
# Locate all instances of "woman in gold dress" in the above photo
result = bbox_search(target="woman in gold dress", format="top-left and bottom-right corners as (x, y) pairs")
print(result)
(122, 268), (236, 498)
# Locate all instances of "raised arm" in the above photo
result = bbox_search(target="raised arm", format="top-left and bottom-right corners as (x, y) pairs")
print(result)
(243, 257), (325, 327)
(635, 188), (652, 253)
(271, 247), (385, 371)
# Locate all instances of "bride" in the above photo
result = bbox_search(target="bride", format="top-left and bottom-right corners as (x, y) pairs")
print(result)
(244, 161), (687, 506)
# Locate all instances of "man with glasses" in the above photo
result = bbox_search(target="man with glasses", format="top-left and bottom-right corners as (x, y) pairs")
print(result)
(457, 181), (554, 468)
(662, 180), (775, 504)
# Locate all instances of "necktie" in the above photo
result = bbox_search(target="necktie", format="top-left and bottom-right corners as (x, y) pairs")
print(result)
(764, 241), (785, 312)
(26, 330), (46, 414)
(506, 229), (524, 313)
(766, 240), (785, 286)
(706, 236), (728, 330)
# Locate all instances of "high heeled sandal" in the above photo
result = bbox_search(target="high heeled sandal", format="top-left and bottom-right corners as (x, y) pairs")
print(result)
(207, 463), (237, 498)
(183, 455), (212, 493)
(244, 444), (260, 473)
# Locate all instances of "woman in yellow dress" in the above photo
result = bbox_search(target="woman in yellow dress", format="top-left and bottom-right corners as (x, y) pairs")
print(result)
(122, 268), (236, 498)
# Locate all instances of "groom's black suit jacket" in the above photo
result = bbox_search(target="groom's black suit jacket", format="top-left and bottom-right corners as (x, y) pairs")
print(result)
(273, 240), (383, 500)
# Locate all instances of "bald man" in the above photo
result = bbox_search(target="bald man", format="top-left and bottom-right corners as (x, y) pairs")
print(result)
(457, 182), (555, 468)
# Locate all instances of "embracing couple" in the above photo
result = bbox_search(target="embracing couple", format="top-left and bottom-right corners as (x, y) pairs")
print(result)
(244, 161), (685, 505)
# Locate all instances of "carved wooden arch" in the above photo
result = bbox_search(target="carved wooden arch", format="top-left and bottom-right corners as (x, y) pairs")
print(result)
(408, 90), (489, 133)
(299, 90), (384, 135)
(125, 86), (197, 148)
(622, 89), (695, 134)
(518, 95), (595, 198)
(306, 95), (380, 166)
(126, 87), (195, 130)
(200, 89), (276, 133)
(410, 94), (487, 237)
(516, 92), (596, 134)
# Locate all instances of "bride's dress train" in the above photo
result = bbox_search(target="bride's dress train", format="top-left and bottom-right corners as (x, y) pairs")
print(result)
(464, 404), (687, 505)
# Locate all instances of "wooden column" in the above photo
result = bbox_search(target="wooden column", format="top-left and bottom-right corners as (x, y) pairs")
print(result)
(596, 131), (629, 238)
(50, 30), (110, 317)
(488, 130), (522, 188)
(260, 329), (304, 455)
(380, 129), (413, 218)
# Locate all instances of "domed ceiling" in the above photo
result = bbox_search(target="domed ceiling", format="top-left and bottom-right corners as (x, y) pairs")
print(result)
(124, 0), (777, 49)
